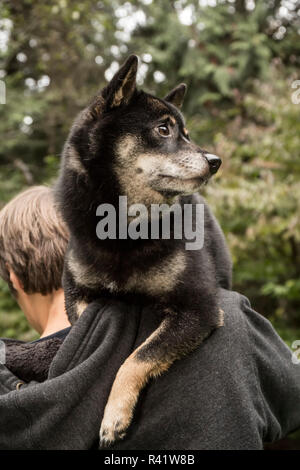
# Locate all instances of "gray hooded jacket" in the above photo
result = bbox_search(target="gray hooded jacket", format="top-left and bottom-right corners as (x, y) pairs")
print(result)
(0, 288), (299, 450)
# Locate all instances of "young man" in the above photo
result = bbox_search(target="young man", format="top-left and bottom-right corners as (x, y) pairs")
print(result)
(0, 185), (70, 339)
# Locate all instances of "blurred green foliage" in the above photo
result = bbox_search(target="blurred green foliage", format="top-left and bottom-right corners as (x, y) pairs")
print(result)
(0, 0), (299, 345)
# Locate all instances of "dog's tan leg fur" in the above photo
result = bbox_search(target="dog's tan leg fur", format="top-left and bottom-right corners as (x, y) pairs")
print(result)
(99, 309), (224, 446)
(100, 320), (171, 446)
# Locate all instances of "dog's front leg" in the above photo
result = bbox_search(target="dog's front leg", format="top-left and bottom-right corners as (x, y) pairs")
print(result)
(99, 307), (224, 447)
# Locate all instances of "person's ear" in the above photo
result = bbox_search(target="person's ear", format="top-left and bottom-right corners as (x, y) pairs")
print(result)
(164, 83), (187, 109)
(8, 267), (24, 293)
(102, 55), (138, 110)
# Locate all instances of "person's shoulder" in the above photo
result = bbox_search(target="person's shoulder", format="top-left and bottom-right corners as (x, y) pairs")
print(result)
(182, 287), (293, 384)
(169, 287), (275, 378)
(217, 287), (278, 336)
(31, 327), (71, 344)
(0, 327), (71, 345)
(221, 288), (289, 352)
(214, 287), (252, 344)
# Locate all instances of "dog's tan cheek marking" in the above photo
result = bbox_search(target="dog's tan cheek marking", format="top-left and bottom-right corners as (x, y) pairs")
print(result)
(115, 135), (139, 167)
(136, 152), (181, 174)
(135, 154), (162, 175)
(135, 153), (186, 196)
(115, 137), (166, 207)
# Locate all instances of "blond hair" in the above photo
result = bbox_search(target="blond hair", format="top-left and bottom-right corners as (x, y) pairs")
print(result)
(0, 186), (69, 295)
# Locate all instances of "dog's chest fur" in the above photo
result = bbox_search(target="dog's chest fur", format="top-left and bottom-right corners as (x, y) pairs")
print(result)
(66, 242), (186, 297)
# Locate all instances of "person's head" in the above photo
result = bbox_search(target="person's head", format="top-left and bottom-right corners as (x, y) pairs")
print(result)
(0, 185), (70, 335)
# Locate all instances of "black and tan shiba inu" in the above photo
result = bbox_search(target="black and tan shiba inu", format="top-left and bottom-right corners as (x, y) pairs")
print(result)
(56, 55), (232, 446)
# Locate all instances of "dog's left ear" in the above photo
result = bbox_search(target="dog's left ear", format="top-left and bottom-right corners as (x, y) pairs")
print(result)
(103, 55), (138, 109)
(164, 83), (187, 109)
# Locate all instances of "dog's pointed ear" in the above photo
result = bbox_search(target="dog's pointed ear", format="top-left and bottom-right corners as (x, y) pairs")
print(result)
(103, 55), (138, 109)
(164, 83), (187, 109)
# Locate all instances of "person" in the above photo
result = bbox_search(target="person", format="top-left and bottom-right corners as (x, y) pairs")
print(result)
(0, 186), (71, 382)
(0, 185), (70, 339)
(0, 187), (299, 450)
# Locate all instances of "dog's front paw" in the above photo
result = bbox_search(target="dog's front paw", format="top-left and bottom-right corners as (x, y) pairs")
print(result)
(99, 400), (134, 447)
(99, 354), (151, 447)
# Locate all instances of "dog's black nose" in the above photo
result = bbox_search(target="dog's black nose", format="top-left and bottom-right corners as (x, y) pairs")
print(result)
(205, 153), (222, 174)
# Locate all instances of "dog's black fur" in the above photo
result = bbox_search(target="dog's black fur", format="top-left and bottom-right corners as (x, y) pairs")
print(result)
(55, 55), (232, 446)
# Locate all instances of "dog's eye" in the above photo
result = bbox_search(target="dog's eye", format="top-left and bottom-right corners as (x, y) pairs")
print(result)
(157, 125), (170, 137)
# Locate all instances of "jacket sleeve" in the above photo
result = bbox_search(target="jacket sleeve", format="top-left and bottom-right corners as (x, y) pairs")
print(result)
(242, 296), (300, 442)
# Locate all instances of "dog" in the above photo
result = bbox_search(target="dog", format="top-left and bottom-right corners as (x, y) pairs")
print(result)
(55, 55), (232, 446)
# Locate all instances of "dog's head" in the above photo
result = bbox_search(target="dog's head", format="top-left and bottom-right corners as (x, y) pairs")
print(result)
(64, 55), (221, 206)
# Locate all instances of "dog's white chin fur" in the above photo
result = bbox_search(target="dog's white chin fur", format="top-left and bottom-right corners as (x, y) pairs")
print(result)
(149, 174), (208, 195)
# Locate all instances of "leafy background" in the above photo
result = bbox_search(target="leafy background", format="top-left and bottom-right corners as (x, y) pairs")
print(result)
(0, 0), (299, 446)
